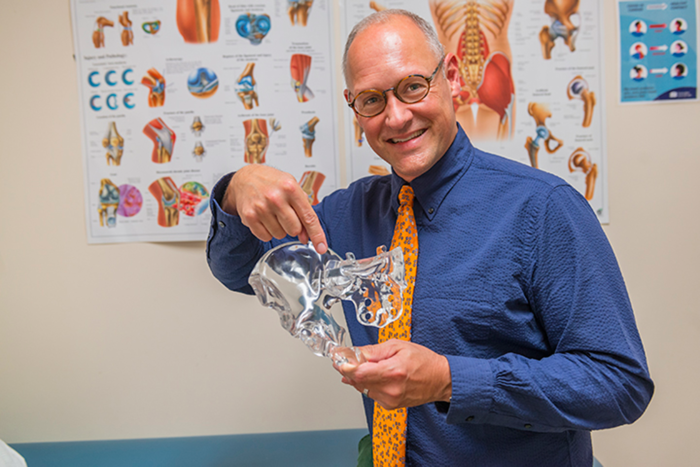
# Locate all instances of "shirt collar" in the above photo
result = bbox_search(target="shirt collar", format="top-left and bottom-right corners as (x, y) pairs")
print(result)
(390, 124), (473, 221)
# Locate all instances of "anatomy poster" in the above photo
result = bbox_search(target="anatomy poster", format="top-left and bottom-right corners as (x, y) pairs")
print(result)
(71, 0), (338, 243)
(618, 0), (698, 104)
(342, 1), (610, 222)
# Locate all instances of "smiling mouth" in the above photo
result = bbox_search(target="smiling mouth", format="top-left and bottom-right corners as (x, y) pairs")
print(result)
(388, 129), (425, 144)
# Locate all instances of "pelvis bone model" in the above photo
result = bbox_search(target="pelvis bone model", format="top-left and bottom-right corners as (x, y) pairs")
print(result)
(249, 242), (406, 366)
(539, 0), (580, 60)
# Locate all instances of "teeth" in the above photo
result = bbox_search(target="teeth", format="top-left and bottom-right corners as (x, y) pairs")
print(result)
(390, 130), (424, 143)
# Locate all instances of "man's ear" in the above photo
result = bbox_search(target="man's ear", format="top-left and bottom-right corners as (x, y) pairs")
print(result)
(443, 53), (461, 99)
(344, 89), (350, 102)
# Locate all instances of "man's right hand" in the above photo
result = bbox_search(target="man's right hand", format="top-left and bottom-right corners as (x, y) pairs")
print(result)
(221, 165), (328, 254)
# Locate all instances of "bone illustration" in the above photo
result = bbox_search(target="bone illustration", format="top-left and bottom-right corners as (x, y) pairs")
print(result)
(431, 0), (515, 141)
(179, 181), (210, 216)
(236, 13), (271, 45)
(141, 68), (165, 107)
(568, 148), (597, 201)
(143, 118), (176, 163)
(524, 102), (562, 169)
(187, 67), (219, 99)
(369, 1), (387, 12)
(119, 11), (133, 46)
(353, 117), (364, 146)
(369, 165), (390, 176)
(98, 178), (120, 228)
(567, 75), (595, 128)
(176, 0), (220, 43)
(237, 62), (259, 110)
(192, 141), (205, 161)
(191, 116), (204, 136)
(300, 116), (319, 158)
(299, 170), (325, 205)
(243, 119), (270, 164)
(102, 121), (124, 166)
(288, 1), (313, 26)
(539, 0), (580, 60)
(249, 242), (406, 366)
(142, 21), (161, 34)
(93, 17), (114, 48)
(290, 54), (315, 103)
(149, 177), (180, 227)
(117, 184), (142, 218)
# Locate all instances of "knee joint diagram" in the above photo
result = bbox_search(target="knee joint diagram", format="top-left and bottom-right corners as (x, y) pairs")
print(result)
(539, 0), (580, 60)
(290, 54), (314, 103)
(143, 118), (176, 163)
(141, 68), (165, 107)
(119, 12), (133, 46)
(237, 63), (259, 110)
(524, 102), (562, 168)
(299, 171), (325, 205)
(300, 117), (319, 158)
(102, 122), (124, 166)
(288, 1), (313, 26)
(244, 118), (280, 164)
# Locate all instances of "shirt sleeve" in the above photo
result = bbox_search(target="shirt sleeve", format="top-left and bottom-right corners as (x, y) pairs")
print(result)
(441, 185), (654, 432)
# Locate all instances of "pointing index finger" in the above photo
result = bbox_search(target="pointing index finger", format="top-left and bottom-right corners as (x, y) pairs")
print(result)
(290, 189), (327, 254)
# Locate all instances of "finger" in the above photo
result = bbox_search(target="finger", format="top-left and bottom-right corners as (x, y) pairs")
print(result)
(360, 341), (402, 363)
(289, 192), (327, 254)
(243, 219), (274, 243)
(274, 205), (305, 239)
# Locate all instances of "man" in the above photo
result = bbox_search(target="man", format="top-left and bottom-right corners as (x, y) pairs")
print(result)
(207, 10), (653, 466)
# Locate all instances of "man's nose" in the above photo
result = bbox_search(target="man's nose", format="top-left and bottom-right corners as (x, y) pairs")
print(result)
(383, 92), (412, 128)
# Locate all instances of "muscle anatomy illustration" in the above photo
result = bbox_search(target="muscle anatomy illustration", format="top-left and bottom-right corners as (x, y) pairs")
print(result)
(143, 118), (176, 163)
(567, 75), (595, 128)
(244, 119), (270, 164)
(569, 148), (597, 200)
(288, 1), (313, 26)
(539, 0), (580, 60)
(93, 17), (114, 48)
(141, 68), (165, 107)
(299, 171), (325, 205)
(98, 179), (120, 227)
(524, 102), (562, 169)
(102, 122), (124, 166)
(149, 177), (180, 227)
(237, 62), (259, 109)
(300, 117), (319, 158)
(119, 12), (133, 46)
(431, 0), (515, 141)
(290, 54), (314, 103)
(176, 0), (220, 43)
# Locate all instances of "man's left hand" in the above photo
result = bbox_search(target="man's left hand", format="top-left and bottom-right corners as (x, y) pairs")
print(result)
(336, 340), (452, 410)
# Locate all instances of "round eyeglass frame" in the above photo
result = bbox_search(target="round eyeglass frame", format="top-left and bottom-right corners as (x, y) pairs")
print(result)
(347, 55), (446, 118)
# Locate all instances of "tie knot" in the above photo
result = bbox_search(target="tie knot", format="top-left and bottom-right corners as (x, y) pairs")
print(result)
(398, 185), (414, 207)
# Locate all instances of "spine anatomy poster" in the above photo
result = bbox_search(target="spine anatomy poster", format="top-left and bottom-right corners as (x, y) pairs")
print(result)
(72, 0), (339, 243)
(342, 0), (609, 221)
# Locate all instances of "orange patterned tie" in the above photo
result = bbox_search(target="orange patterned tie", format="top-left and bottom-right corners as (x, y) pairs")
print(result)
(373, 185), (418, 467)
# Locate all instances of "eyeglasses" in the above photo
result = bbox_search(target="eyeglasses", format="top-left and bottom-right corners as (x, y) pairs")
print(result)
(347, 56), (445, 118)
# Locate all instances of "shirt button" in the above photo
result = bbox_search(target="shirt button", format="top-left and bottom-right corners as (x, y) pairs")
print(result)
(428, 207), (435, 214)
(218, 221), (226, 228)
(466, 416), (474, 422)
(524, 424), (532, 429)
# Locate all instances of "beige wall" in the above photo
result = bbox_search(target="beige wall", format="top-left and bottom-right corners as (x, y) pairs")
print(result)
(0, 1), (698, 466)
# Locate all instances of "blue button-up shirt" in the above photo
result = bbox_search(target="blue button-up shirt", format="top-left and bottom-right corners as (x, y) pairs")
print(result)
(207, 125), (653, 466)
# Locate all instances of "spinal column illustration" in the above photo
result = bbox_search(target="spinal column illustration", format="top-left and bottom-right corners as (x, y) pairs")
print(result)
(288, 1), (313, 26)
(93, 17), (114, 48)
(568, 148), (597, 200)
(176, 0), (220, 43)
(237, 63), (259, 109)
(290, 54), (314, 103)
(524, 102), (562, 169)
(243, 119), (270, 164)
(299, 171), (325, 205)
(431, 0), (515, 141)
(102, 122), (124, 166)
(143, 118), (176, 163)
(149, 177), (180, 227)
(141, 68), (165, 107)
(98, 179), (120, 227)
(300, 117), (319, 158)
(539, 0), (580, 60)
(119, 11), (133, 46)
(567, 75), (595, 128)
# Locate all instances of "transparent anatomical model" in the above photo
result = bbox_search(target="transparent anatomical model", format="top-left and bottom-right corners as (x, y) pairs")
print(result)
(249, 243), (406, 366)
(524, 102), (562, 168)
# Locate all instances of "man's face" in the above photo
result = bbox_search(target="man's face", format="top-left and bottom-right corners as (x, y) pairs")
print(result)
(344, 18), (460, 182)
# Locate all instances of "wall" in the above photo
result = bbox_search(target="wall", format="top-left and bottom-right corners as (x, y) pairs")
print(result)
(0, 1), (698, 466)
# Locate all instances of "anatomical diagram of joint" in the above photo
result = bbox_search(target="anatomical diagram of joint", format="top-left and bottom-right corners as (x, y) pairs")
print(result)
(179, 181), (210, 216)
(187, 67), (219, 99)
(300, 116), (319, 158)
(141, 68), (165, 107)
(568, 148), (597, 200)
(98, 179), (120, 228)
(102, 122), (124, 166)
(236, 13), (271, 45)
(93, 17), (114, 48)
(353, 117), (364, 147)
(149, 177), (180, 227)
(249, 242), (406, 366)
(192, 141), (206, 161)
(119, 12), (133, 46)
(567, 75), (595, 128)
(539, 0), (580, 60)
(524, 102), (563, 169)
(290, 54), (314, 103)
(143, 118), (176, 163)
(176, 0), (220, 43)
(288, 1), (313, 26)
(299, 171), (325, 205)
(243, 118), (280, 164)
(191, 116), (204, 136)
(237, 63), (258, 110)
(430, 0), (516, 141)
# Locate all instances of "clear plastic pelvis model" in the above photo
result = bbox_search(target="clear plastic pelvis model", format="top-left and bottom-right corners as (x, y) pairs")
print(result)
(249, 242), (406, 366)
